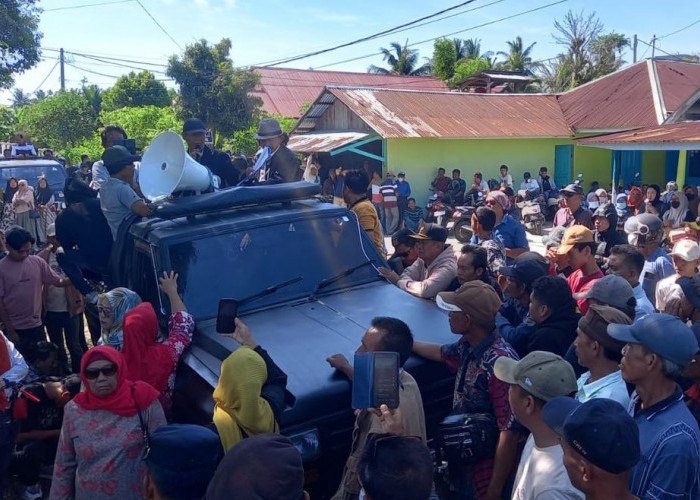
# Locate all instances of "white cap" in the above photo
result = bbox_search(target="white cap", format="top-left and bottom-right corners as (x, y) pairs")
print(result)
(670, 239), (700, 262)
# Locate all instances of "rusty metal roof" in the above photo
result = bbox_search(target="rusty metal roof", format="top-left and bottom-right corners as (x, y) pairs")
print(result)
(251, 67), (448, 118)
(286, 131), (370, 152)
(577, 121), (700, 150)
(301, 87), (572, 138)
(558, 60), (700, 131)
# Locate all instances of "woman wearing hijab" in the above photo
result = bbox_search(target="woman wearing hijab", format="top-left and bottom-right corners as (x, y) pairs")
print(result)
(50, 346), (166, 500)
(98, 287), (142, 350)
(213, 318), (290, 453)
(663, 191), (694, 229)
(684, 184), (699, 222)
(644, 184), (666, 217)
(2, 178), (18, 230)
(615, 193), (631, 230)
(35, 176), (56, 245)
(586, 192), (600, 211)
(594, 188), (609, 206)
(121, 272), (194, 413)
(12, 179), (38, 242)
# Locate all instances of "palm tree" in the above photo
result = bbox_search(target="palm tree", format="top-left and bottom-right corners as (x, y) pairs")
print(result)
(458, 38), (495, 66)
(368, 40), (431, 76)
(11, 88), (31, 108)
(497, 37), (537, 72)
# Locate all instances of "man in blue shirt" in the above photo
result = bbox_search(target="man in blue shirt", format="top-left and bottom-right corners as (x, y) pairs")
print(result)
(624, 213), (674, 307)
(472, 191), (529, 264)
(608, 314), (700, 499)
(395, 171), (411, 228)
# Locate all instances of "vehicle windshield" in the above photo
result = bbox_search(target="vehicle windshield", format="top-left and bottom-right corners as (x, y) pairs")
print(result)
(168, 214), (381, 319)
(0, 164), (66, 193)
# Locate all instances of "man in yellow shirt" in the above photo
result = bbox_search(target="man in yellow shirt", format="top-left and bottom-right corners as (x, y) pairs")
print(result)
(343, 169), (386, 258)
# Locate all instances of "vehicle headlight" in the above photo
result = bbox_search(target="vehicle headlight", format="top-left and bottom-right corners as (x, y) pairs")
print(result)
(288, 428), (321, 462)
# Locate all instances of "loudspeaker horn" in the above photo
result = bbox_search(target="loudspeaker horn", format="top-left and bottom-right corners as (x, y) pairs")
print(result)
(139, 131), (213, 201)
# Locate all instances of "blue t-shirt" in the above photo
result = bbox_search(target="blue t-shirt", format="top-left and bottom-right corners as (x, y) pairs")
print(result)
(333, 176), (345, 198)
(472, 214), (529, 264)
(395, 180), (411, 197)
(99, 177), (142, 240)
(641, 247), (674, 307)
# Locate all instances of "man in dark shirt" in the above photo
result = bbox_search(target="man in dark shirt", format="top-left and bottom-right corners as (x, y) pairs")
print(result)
(182, 118), (241, 187)
(252, 118), (301, 184)
(527, 276), (580, 357)
(55, 179), (113, 304)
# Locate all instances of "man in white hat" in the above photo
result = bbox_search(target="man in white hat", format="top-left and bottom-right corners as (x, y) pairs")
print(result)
(656, 239), (700, 315)
(252, 118), (301, 184)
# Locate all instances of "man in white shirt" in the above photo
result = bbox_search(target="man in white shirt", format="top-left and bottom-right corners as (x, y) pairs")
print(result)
(572, 304), (631, 407)
(499, 164), (513, 188)
(607, 245), (656, 317)
(495, 351), (583, 500)
(519, 172), (540, 199)
(656, 239), (700, 314)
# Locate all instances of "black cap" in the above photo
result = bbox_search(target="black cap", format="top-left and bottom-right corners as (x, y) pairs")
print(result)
(543, 397), (640, 474)
(101, 145), (140, 175)
(183, 118), (207, 135)
(409, 223), (448, 242)
(561, 183), (584, 196)
(498, 259), (546, 287)
(391, 228), (416, 247)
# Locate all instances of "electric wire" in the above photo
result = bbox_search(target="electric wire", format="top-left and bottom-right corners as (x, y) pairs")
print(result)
(134, 0), (183, 50)
(31, 62), (59, 94)
(658, 18), (700, 40)
(44, 0), (133, 12)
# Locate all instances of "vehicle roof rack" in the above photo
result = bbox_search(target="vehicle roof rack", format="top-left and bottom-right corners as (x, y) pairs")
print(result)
(150, 181), (322, 219)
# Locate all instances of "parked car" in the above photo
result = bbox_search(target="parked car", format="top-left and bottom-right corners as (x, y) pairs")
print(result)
(123, 182), (455, 497)
(0, 158), (67, 205)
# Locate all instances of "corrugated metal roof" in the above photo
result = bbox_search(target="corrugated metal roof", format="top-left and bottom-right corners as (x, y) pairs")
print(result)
(286, 131), (370, 152)
(558, 60), (700, 131)
(321, 87), (571, 138)
(251, 67), (449, 118)
(577, 121), (700, 149)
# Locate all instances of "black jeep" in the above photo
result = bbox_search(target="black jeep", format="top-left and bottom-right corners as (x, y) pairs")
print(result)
(124, 182), (455, 497)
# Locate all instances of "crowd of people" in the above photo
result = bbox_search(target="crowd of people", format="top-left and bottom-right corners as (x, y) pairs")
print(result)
(4, 119), (700, 500)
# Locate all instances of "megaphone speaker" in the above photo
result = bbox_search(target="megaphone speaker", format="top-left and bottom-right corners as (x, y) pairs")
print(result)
(140, 131), (213, 200)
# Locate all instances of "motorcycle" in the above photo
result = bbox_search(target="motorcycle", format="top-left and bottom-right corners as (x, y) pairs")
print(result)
(516, 189), (545, 236)
(426, 191), (454, 227)
(450, 196), (487, 243)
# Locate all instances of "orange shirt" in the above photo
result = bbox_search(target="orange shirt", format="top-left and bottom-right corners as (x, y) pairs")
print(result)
(351, 199), (386, 259)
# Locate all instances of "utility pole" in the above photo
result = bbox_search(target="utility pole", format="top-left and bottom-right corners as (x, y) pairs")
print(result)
(59, 48), (65, 90)
(651, 35), (657, 60)
(633, 34), (638, 63)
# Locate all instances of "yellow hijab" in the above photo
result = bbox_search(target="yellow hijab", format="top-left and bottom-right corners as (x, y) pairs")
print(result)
(213, 346), (279, 452)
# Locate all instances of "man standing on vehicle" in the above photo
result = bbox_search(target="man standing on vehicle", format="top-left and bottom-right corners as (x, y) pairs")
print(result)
(413, 282), (521, 500)
(183, 118), (241, 187)
(378, 223), (456, 300)
(90, 125), (127, 191)
(326, 317), (426, 500)
(343, 169), (385, 259)
(554, 184), (593, 229)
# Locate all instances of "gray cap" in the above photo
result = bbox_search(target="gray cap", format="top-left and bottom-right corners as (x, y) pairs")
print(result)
(573, 274), (635, 311)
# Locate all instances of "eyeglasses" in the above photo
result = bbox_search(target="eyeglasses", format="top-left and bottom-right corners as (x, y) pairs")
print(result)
(84, 364), (117, 380)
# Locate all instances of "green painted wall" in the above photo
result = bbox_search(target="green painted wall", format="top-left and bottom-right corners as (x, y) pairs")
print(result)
(385, 137), (570, 207)
(642, 150), (666, 186)
(572, 146), (612, 190)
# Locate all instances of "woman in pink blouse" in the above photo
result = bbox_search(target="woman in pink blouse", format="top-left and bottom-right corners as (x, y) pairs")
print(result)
(121, 271), (195, 414)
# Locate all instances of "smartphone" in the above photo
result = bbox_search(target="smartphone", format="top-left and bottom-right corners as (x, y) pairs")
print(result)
(216, 299), (238, 334)
(113, 138), (137, 155)
(352, 352), (400, 409)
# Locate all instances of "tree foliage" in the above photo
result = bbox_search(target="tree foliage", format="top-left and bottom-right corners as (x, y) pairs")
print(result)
(17, 90), (96, 149)
(224, 114), (296, 157)
(82, 83), (102, 115)
(537, 10), (629, 91)
(99, 105), (182, 150)
(101, 71), (170, 111)
(166, 38), (261, 145)
(432, 39), (457, 81)
(10, 88), (31, 108)
(450, 58), (492, 87)
(0, 0), (42, 89)
(496, 37), (537, 72)
(0, 106), (18, 141)
(368, 40), (431, 75)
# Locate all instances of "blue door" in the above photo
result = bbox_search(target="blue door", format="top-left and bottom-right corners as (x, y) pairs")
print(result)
(554, 145), (573, 187)
(620, 151), (642, 187)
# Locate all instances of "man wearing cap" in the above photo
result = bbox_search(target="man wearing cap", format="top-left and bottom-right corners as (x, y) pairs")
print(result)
(250, 118), (301, 184)
(99, 145), (151, 240)
(395, 171), (411, 227)
(90, 125), (127, 191)
(494, 351), (582, 499)
(343, 169), (386, 259)
(378, 223), (456, 299)
(378, 174), (399, 234)
(572, 304), (631, 407)
(205, 433), (309, 500)
(476, 191), (529, 264)
(592, 202), (625, 270)
(182, 118), (241, 187)
(624, 213), (673, 307)
(608, 313), (700, 499)
(413, 282), (521, 500)
(388, 228), (418, 274)
(556, 226), (604, 314)
(655, 239), (700, 314)
(554, 184), (593, 229)
(572, 273), (637, 321)
(608, 244), (655, 318)
(144, 424), (220, 500)
(542, 397), (641, 500)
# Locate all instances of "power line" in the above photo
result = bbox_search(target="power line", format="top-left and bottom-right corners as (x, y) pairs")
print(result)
(315, 0), (569, 70)
(134, 0), (182, 51)
(260, 0), (481, 67)
(658, 18), (700, 40)
(637, 39), (688, 61)
(44, 0), (133, 12)
(42, 46), (168, 63)
(70, 52), (168, 75)
(32, 62), (59, 94)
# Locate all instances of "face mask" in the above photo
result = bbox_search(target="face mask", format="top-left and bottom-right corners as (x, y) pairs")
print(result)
(589, 202), (599, 210)
(398, 178), (404, 183)
(671, 200), (681, 209)
(616, 203), (627, 210)
(687, 194), (695, 202)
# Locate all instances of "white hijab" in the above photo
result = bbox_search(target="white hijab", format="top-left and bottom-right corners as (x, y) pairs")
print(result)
(663, 191), (689, 228)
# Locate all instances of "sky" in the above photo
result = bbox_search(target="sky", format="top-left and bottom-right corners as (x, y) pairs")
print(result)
(2, 0), (700, 105)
